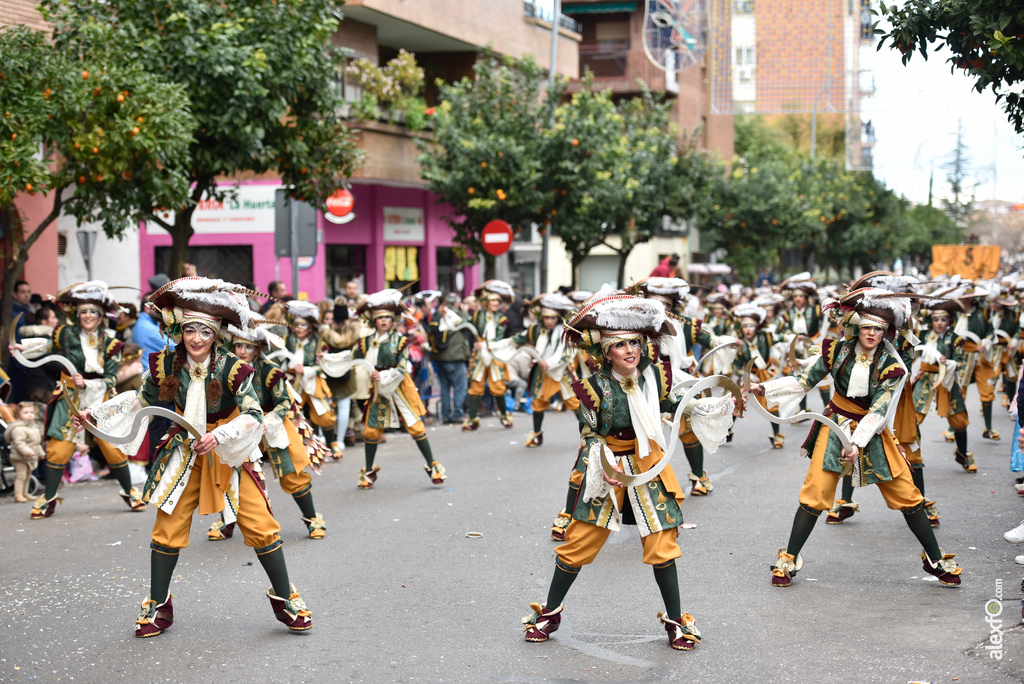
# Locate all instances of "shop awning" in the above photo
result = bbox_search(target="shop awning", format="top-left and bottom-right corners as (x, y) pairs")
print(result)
(688, 263), (732, 275)
(563, 2), (638, 15)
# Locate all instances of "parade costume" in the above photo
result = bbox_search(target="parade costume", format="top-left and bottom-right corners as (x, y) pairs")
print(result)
(86, 277), (311, 636)
(19, 282), (144, 519)
(494, 293), (580, 448)
(757, 288), (961, 588)
(351, 289), (444, 489)
(462, 280), (515, 431)
(730, 303), (785, 448)
(955, 289), (999, 439)
(283, 300), (343, 459)
(637, 277), (737, 496)
(912, 296), (974, 472)
(993, 293), (1021, 409)
(207, 325), (330, 542)
(524, 291), (734, 651)
(779, 273), (830, 412)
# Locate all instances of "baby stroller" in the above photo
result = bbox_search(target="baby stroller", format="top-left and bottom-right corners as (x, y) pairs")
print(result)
(0, 407), (42, 498)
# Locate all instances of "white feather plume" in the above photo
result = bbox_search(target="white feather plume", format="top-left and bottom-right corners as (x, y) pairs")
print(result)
(286, 300), (321, 321)
(363, 288), (404, 310)
(734, 303), (767, 324)
(591, 296), (667, 332)
(228, 323), (285, 351)
(537, 293), (575, 312)
(480, 280), (515, 298)
(64, 281), (117, 308)
(644, 277), (690, 297)
(869, 274), (918, 293)
(859, 288), (911, 328)
(167, 278), (260, 329)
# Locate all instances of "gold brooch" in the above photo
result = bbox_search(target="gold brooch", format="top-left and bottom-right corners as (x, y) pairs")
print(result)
(622, 376), (636, 390)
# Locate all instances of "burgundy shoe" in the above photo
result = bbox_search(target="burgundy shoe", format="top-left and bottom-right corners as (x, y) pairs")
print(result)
(344, 429), (356, 447)
(550, 509), (571, 541)
(135, 595), (174, 638)
(943, 430), (955, 442)
(30, 495), (62, 520)
(500, 414), (514, 429)
(461, 417), (480, 432)
(525, 431), (544, 448)
(658, 612), (700, 650)
(983, 430), (1001, 441)
(688, 471), (713, 496)
(522, 603), (562, 642)
(771, 549), (802, 587)
(425, 460), (446, 484)
(267, 584), (312, 632)
(207, 519), (236, 540)
(119, 488), (148, 512)
(357, 466), (380, 489)
(922, 549), (962, 586)
(954, 450), (977, 473)
(825, 499), (858, 524)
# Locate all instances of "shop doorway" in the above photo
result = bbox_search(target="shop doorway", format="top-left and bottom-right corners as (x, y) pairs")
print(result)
(154, 245), (253, 287)
(325, 245), (367, 299)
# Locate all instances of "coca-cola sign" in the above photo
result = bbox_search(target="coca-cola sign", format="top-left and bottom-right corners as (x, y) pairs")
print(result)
(325, 188), (355, 225)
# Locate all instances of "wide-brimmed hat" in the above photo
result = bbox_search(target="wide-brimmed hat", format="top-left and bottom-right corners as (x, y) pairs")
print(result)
(286, 300), (322, 329)
(54, 281), (121, 315)
(148, 277), (268, 338)
(227, 323), (286, 353)
(356, 289), (408, 320)
(732, 302), (767, 328)
(563, 287), (671, 360)
(633, 277), (690, 304)
(824, 287), (912, 336)
(848, 271), (919, 295)
(472, 280), (514, 304)
(777, 272), (817, 296)
(530, 292), (576, 318)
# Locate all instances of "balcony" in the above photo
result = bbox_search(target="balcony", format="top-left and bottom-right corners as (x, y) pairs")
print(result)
(569, 43), (667, 93)
(524, 1), (583, 33)
(579, 41), (628, 78)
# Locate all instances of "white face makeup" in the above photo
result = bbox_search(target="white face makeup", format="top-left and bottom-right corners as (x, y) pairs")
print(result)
(741, 321), (757, 340)
(858, 325), (884, 350)
(293, 322), (310, 340)
(233, 342), (258, 362)
(542, 316), (558, 331)
(78, 307), (102, 333)
(606, 338), (642, 376)
(182, 323), (216, 361)
(374, 316), (393, 334)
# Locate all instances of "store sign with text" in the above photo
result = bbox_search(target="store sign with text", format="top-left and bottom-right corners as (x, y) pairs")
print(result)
(148, 183), (280, 234)
(383, 206), (425, 242)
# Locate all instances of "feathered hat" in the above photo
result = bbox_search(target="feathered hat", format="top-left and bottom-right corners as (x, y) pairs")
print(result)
(563, 286), (670, 361)
(732, 302), (768, 328)
(286, 300), (322, 329)
(149, 277), (266, 339)
(849, 271), (919, 294)
(633, 277), (690, 304)
(824, 287), (913, 338)
(530, 292), (576, 318)
(921, 286), (967, 316)
(777, 271), (817, 296)
(706, 291), (732, 308)
(472, 279), (514, 304)
(227, 323), (286, 353)
(567, 290), (593, 306)
(54, 281), (122, 315)
(356, 289), (408, 320)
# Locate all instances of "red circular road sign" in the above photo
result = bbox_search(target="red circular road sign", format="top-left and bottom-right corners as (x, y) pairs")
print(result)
(481, 219), (513, 256)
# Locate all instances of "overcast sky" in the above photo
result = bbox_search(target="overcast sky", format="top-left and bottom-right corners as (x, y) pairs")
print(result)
(861, 38), (1024, 205)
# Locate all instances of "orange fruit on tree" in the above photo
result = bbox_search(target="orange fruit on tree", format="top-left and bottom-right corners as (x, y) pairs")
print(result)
(131, 127), (139, 136)
(25, 183), (32, 191)
(94, 174), (103, 182)
(117, 94), (125, 103)
(137, 116), (144, 123)
(496, 189), (506, 200)
(467, 187), (475, 194)
(481, 161), (487, 168)
(571, 138), (579, 146)
(93, 147), (99, 153)
(82, 70), (89, 79)
(78, 175), (86, 184)
(10, 133), (15, 140)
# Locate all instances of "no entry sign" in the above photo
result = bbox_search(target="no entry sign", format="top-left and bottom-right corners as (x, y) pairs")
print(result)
(481, 219), (513, 256)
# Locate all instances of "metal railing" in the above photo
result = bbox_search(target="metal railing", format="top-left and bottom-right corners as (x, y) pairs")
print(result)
(524, 1), (582, 33)
(579, 42), (629, 78)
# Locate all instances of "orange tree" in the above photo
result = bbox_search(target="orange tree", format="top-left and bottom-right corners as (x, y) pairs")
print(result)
(42, 0), (364, 277)
(0, 23), (193, 365)
(878, 1), (1024, 133)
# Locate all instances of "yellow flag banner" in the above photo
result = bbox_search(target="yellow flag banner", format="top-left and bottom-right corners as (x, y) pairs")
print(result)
(929, 245), (1002, 280)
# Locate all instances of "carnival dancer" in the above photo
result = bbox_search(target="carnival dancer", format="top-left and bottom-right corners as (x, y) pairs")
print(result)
(706, 293), (734, 338)
(731, 303), (785, 448)
(12, 281), (145, 519)
(637, 277), (737, 496)
(954, 286), (997, 440)
(284, 300), (343, 459)
(461, 280), (516, 431)
(913, 294), (975, 472)
(977, 287), (1016, 437)
(567, 290), (598, 383)
(996, 285), (1021, 409)
(778, 273), (829, 411)
(351, 289), (445, 489)
(492, 293), (580, 448)
(523, 290), (735, 650)
(207, 324), (330, 541)
(825, 273), (939, 527)
(77, 277), (312, 637)
(750, 288), (962, 588)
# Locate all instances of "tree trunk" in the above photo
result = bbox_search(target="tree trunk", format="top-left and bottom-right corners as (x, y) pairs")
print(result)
(615, 248), (632, 290)
(168, 208), (195, 279)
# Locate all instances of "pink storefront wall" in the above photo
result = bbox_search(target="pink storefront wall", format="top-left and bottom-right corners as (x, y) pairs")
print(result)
(138, 179), (478, 300)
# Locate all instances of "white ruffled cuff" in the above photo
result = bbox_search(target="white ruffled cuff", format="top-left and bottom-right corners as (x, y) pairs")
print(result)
(488, 338), (516, 364)
(762, 376), (806, 418)
(941, 360), (958, 390)
(20, 337), (51, 360)
(300, 366), (318, 396)
(376, 368), (405, 397)
(92, 392), (148, 457)
(582, 440), (612, 504)
(851, 412), (885, 448)
(80, 378), (108, 410)
(211, 414), (263, 467)
(688, 395), (735, 455)
(263, 411), (289, 449)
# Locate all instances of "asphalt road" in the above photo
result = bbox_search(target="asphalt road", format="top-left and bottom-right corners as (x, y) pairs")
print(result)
(2, 388), (1024, 683)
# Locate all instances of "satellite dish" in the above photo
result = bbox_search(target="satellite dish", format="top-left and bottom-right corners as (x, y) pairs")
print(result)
(642, 0), (708, 72)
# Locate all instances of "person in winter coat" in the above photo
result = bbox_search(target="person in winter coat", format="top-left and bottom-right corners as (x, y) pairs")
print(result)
(7, 402), (45, 502)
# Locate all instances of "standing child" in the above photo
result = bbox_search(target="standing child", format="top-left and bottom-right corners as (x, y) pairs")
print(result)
(7, 402), (45, 502)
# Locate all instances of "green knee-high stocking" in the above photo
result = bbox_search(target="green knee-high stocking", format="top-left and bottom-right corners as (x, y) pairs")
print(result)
(954, 429), (968, 455)
(467, 395), (481, 420)
(653, 561), (682, 619)
(109, 461), (134, 496)
(545, 566), (579, 608)
(364, 441), (378, 470)
(982, 401), (993, 431)
(911, 466), (925, 497)
(904, 508), (941, 561)
(257, 546), (292, 598)
(415, 436), (434, 467)
(150, 549), (179, 604)
(564, 486), (578, 514)
(785, 506), (820, 559)
(840, 475), (854, 502)
(533, 411), (545, 433)
(496, 398), (510, 422)
(683, 443), (703, 477)
(292, 489), (317, 519)
(771, 422), (780, 436)
(43, 463), (64, 500)
(799, 396), (807, 412)
(323, 425), (338, 446)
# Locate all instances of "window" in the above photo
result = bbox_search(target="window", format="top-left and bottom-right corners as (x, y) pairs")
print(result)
(436, 247), (461, 295)
(154, 245), (254, 287)
(734, 0), (754, 14)
(325, 245), (366, 299)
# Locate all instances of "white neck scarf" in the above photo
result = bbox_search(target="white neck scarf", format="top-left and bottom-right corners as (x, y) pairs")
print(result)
(848, 342), (875, 398)
(611, 367), (664, 459)
(791, 308), (807, 335)
(483, 312), (497, 341)
(79, 329), (104, 374)
(184, 354), (211, 433)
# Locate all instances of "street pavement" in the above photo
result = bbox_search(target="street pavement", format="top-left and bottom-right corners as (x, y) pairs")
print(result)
(2, 389), (1024, 683)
